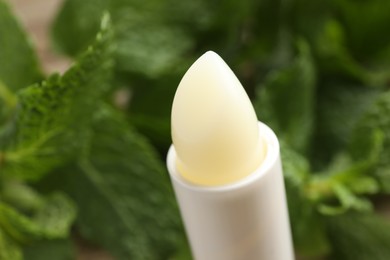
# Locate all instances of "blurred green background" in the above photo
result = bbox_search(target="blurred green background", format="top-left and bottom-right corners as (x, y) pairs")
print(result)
(2, 0), (390, 259)
(52, 0), (390, 160)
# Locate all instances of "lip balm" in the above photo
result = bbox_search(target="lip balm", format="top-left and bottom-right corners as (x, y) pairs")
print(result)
(167, 51), (294, 260)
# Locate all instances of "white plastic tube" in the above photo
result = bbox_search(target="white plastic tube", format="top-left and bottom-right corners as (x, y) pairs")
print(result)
(167, 122), (294, 260)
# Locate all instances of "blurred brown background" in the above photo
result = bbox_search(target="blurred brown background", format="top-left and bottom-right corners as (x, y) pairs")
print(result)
(7, 0), (70, 74)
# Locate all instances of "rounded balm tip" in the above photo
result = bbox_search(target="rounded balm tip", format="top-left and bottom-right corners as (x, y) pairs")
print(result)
(171, 51), (264, 186)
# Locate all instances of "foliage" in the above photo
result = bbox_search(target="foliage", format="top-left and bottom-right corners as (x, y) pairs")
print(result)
(41, 107), (184, 259)
(1, 0), (390, 259)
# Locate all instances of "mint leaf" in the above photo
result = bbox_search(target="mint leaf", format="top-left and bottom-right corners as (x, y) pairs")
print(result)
(0, 14), (113, 181)
(281, 144), (330, 257)
(333, 0), (390, 63)
(52, 108), (184, 259)
(52, 0), (200, 78)
(0, 0), (42, 133)
(312, 84), (379, 168)
(283, 136), (382, 256)
(350, 91), (390, 192)
(0, 193), (76, 243)
(327, 213), (390, 260)
(51, 0), (109, 57)
(255, 40), (316, 153)
(0, 0), (42, 92)
(2, 181), (45, 213)
(309, 19), (374, 85)
(307, 131), (383, 215)
(290, 3), (387, 86)
(129, 75), (179, 150)
(23, 239), (75, 260)
(0, 228), (22, 260)
(0, 80), (17, 129)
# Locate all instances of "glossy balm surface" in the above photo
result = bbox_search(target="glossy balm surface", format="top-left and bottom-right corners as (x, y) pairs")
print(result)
(171, 51), (264, 186)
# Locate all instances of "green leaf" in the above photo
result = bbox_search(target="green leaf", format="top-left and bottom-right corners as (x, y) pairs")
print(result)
(333, 0), (390, 63)
(255, 40), (316, 153)
(280, 144), (330, 257)
(0, 80), (18, 130)
(52, 108), (185, 259)
(0, 0), (42, 133)
(282, 135), (382, 256)
(51, 0), (109, 57)
(52, 0), (204, 78)
(312, 84), (379, 168)
(350, 91), (390, 192)
(0, 193), (76, 243)
(0, 0), (42, 92)
(169, 238), (192, 260)
(310, 19), (373, 85)
(307, 132), (383, 215)
(23, 239), (75, 260)
(2, 181), (45, 212)
(317, 183), (373, 215)
(128, 75), (179, 151)
(0, 228), (22, 260)
(290, 2), (387, 86)
(0, 14), (114, 181)
(327, 212), (390, 260)
(115, 23), (192, 77)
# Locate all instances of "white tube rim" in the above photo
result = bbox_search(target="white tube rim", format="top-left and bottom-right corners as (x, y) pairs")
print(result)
(167, 121), (280, 193)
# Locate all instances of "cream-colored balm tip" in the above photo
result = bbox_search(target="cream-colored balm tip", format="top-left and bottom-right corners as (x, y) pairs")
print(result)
(171, 51), (265, 186)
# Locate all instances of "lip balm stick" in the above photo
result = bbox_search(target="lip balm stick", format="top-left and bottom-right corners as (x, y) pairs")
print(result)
(167, 51), (294, 260)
